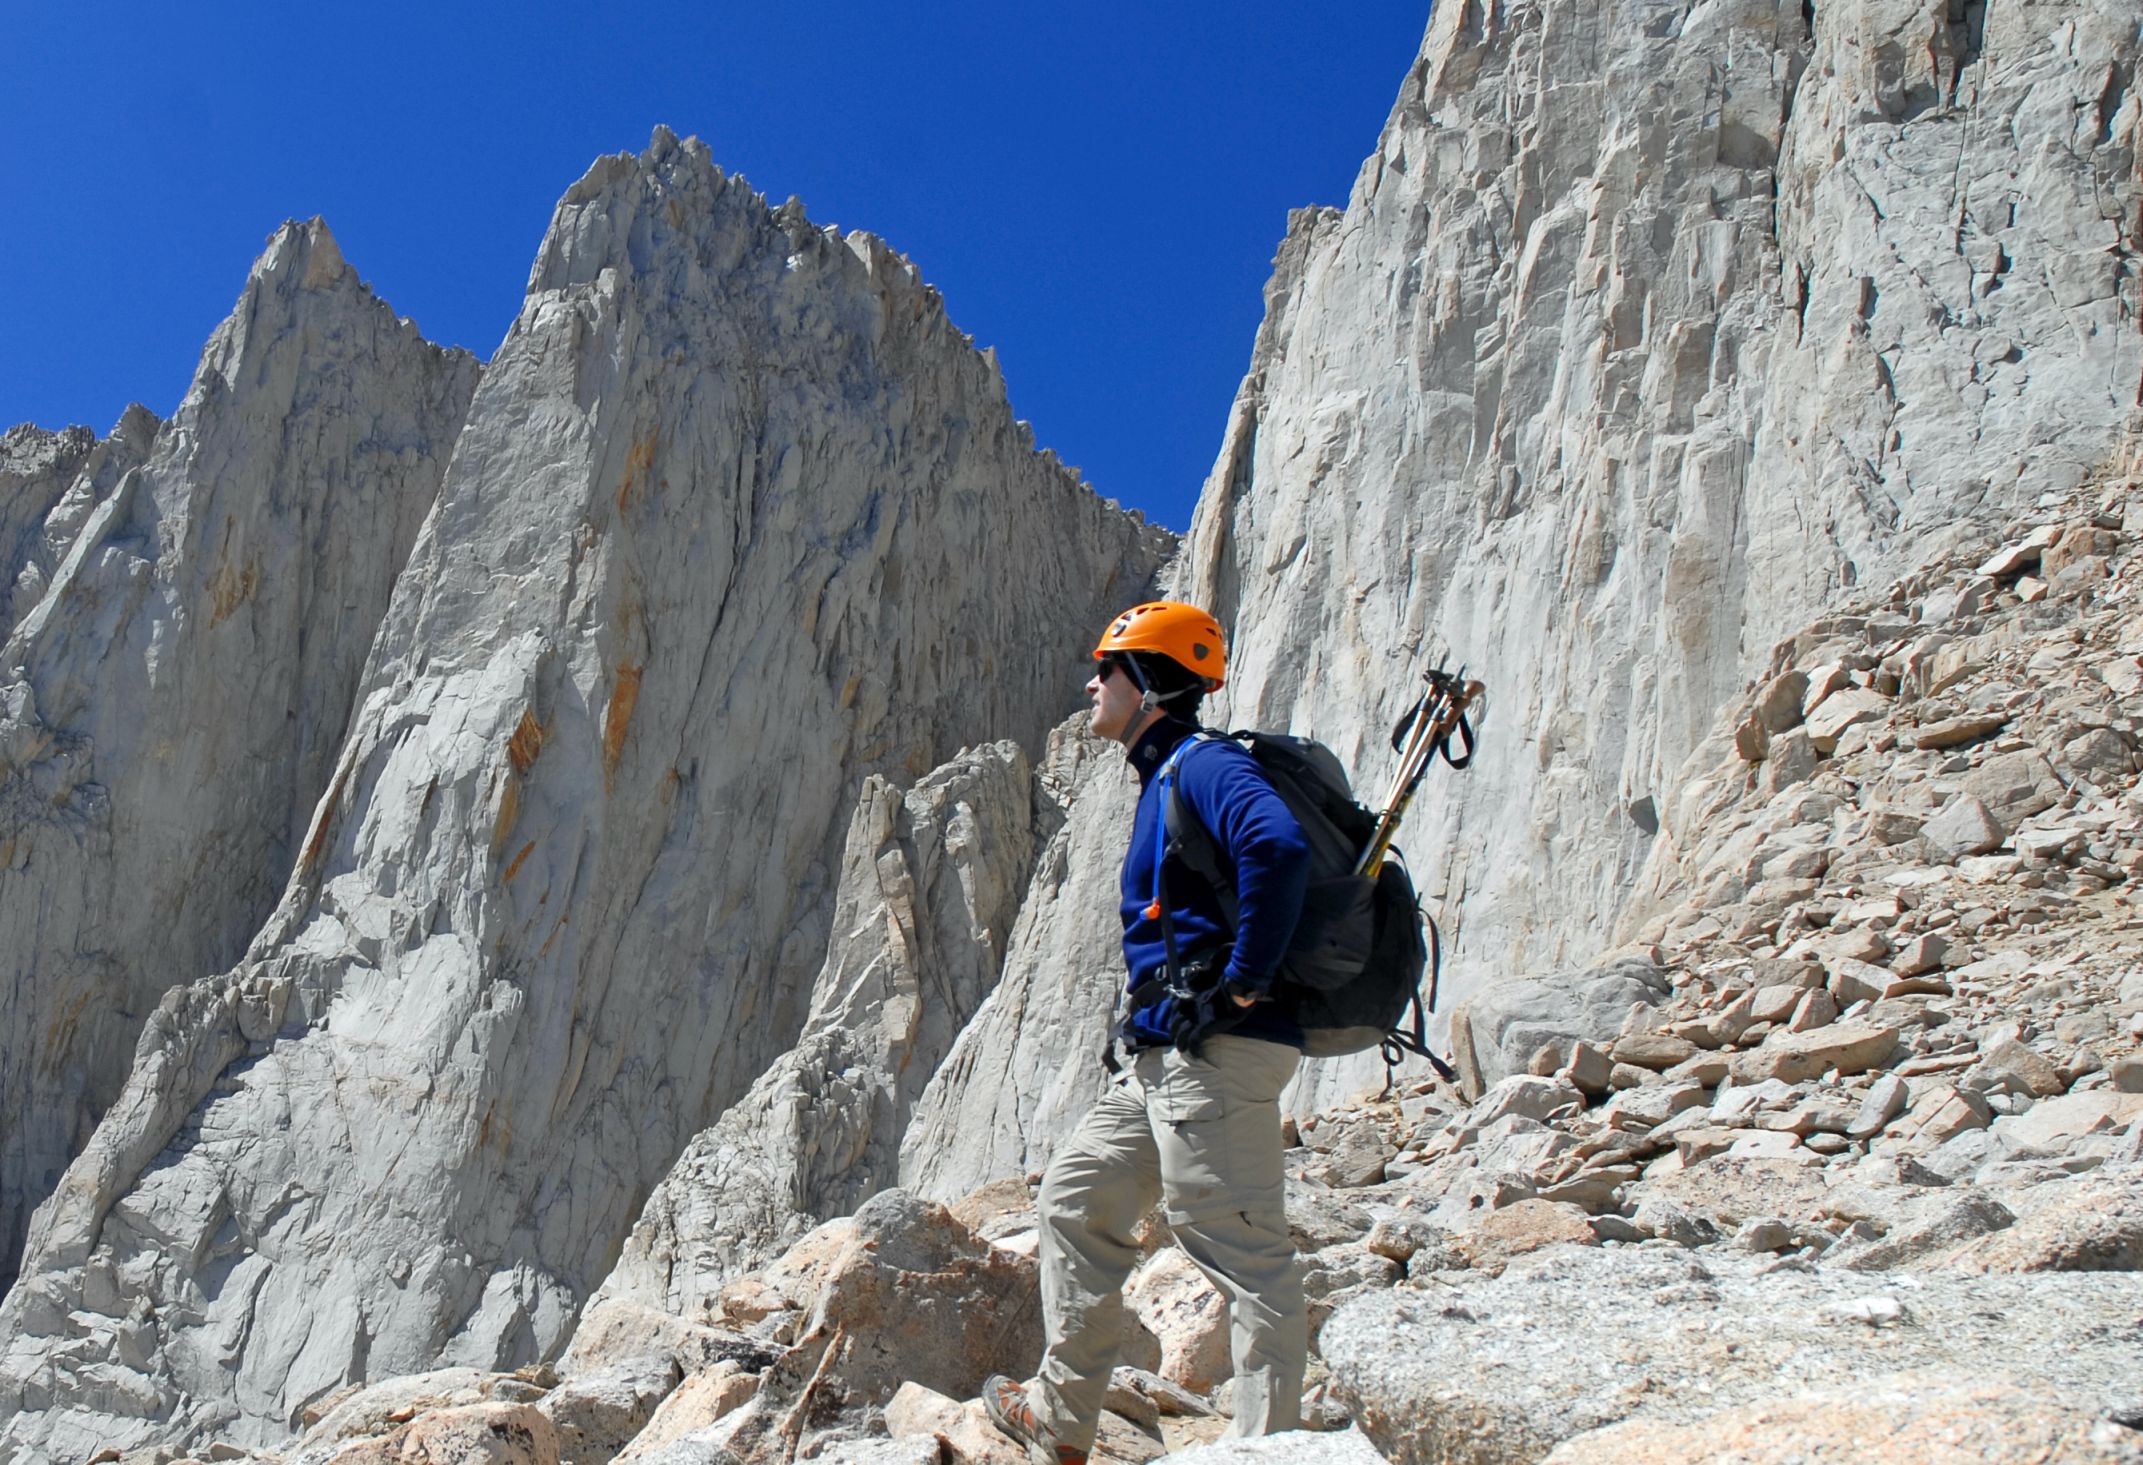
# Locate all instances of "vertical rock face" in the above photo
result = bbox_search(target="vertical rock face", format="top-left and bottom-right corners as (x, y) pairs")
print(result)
(910, 0), (2143, 1155)
(0, 226), (477, 1289)
(0, 131), (1167, 1460)
(900, 719), (1134, 1202)
(586, 736), (1040, 1316)
(1171, 0), (2142, 1109)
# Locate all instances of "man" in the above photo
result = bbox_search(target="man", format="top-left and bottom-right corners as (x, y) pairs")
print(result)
(984, 600), (1312, 1465)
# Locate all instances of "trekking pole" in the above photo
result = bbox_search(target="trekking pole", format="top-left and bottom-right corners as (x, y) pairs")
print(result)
(1355, 667), (1483, 878)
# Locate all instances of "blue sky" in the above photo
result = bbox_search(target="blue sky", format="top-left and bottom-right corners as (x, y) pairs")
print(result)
(3, 3), (1429, 531)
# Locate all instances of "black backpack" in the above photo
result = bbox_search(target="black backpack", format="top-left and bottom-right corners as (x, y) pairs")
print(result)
(1160, 731), (1447, 1065)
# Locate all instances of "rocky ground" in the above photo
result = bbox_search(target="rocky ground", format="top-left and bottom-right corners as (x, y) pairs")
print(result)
(70, 488), (2143, 1462)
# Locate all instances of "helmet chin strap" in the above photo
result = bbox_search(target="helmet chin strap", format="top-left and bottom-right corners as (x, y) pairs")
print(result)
(1140, 685), (1202, 717)
(1119, 652), (1202, 717)
(1124, 656), (1166, 713)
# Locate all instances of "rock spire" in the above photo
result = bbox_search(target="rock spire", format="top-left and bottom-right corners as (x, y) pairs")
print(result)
(0, 133), (1165, 1458)
(0, 220), (477, 1291)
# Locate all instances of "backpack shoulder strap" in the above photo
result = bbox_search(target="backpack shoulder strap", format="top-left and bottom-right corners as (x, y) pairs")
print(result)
(1160, 731), (1244, 929)
(1158, 732), (1234, 836)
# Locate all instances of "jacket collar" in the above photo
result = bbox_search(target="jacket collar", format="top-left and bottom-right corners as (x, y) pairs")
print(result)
(1126, 716), (1199, 790)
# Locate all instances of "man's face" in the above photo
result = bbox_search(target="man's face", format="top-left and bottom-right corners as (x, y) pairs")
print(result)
(1086, 655), (1144, 741)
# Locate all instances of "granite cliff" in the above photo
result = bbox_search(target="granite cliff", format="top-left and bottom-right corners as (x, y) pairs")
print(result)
(4, 0), (2143, 1460)
(906, 0), (2143, 1181)
(0, 230), (480, 1292)
(0, 133), (1166, 1458)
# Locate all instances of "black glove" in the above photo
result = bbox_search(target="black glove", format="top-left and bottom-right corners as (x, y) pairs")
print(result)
(1167, 961), (1251, 1055)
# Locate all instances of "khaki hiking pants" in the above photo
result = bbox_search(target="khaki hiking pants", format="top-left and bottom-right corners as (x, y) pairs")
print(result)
(1031, 1034), (1306, 1455)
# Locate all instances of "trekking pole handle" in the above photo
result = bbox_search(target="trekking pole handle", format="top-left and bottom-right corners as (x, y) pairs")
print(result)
(1355, 677), (1483, 878)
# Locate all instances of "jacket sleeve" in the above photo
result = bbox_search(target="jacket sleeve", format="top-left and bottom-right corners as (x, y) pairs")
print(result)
(1179, 743), (1310, 991)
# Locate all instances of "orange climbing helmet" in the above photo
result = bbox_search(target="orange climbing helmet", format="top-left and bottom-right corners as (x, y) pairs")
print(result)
(1093, 601), (1227, 691)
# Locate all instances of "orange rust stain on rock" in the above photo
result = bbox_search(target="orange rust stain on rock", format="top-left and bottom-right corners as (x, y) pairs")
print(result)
(503, 839), (537, 882)
(603, 666), (643, 786)
(42, 989), (93, 1073)
(208, 556), (260, 628)
(507, 708), (546, 776)
(616, 430), (659, 515)
(205, 517), (260, 628)
(540, 914), (569, 958)
(300, 762), (352, 875)
(479, 1099), (513, 1153)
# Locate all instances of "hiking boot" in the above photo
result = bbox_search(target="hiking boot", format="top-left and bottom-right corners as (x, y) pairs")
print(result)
(981, 1374), (1086, 1465)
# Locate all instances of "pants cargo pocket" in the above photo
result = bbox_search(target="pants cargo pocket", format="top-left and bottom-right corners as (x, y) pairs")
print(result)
(1148, 1088), (1277, 1225)
(1150, 1088), (1235, 1226)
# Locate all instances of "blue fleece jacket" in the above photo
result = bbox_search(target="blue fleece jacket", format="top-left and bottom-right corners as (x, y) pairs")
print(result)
(1119, 717), (1310, 1050)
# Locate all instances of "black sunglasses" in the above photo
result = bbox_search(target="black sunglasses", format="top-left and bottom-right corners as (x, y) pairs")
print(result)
(1096, 654), (1136, 683)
